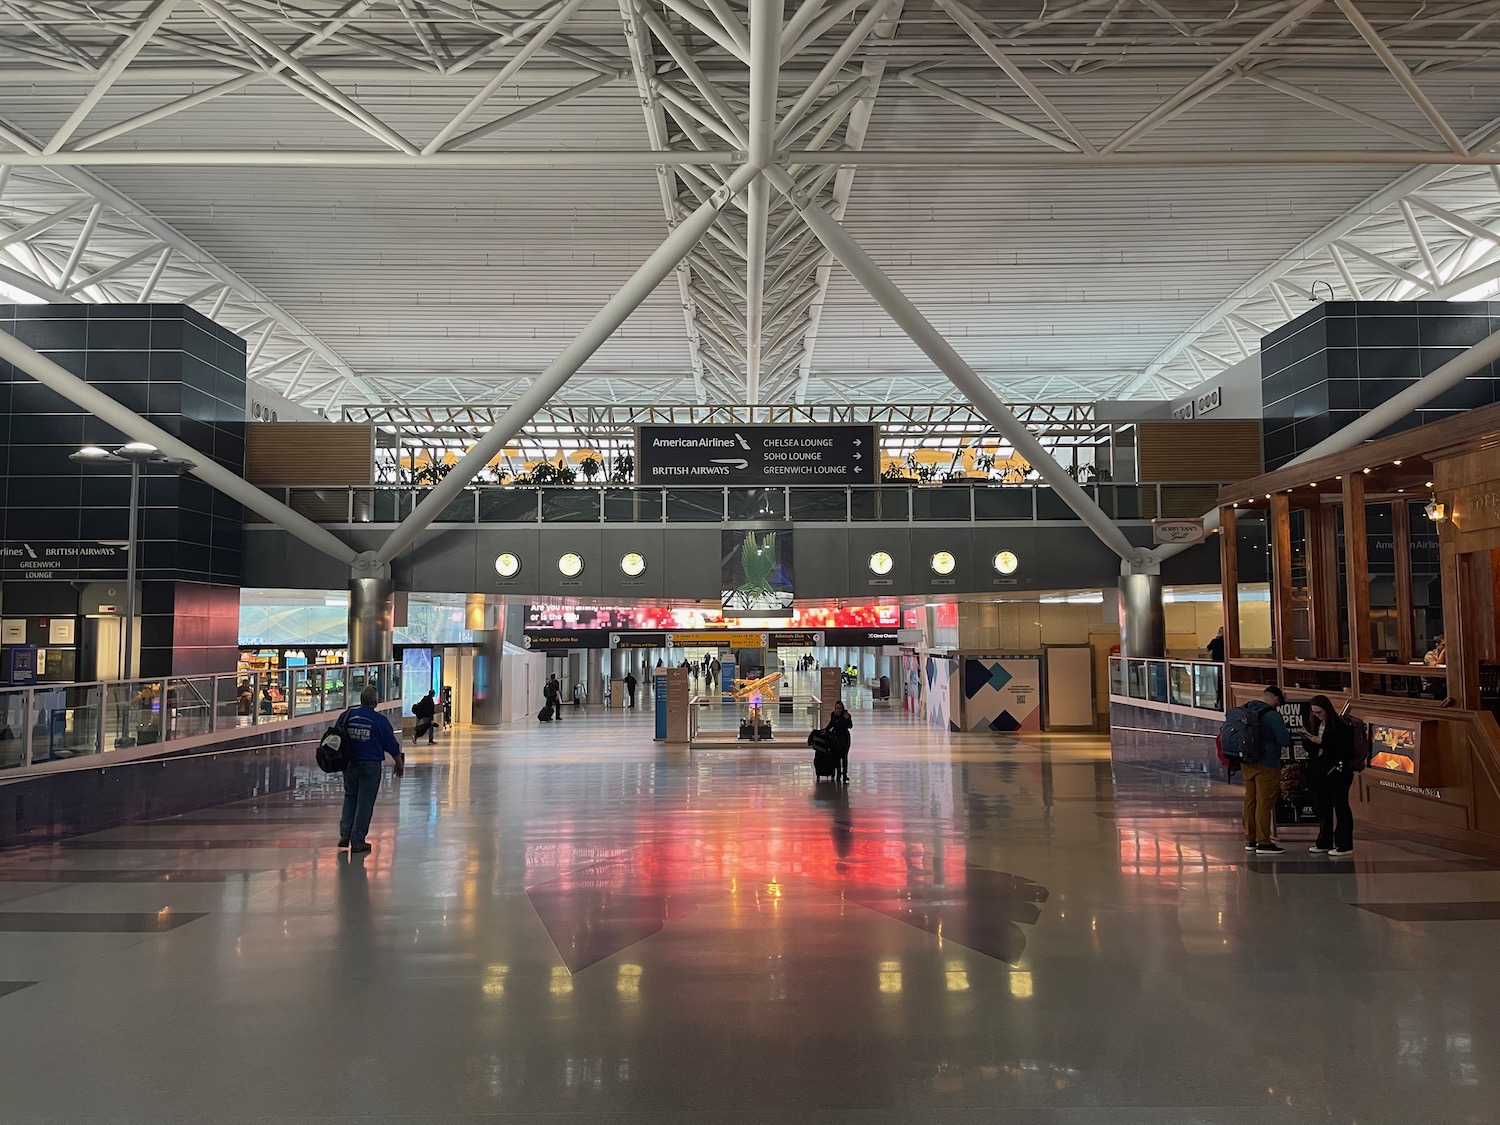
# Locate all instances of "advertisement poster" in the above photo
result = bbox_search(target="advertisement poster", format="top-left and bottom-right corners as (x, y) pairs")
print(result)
(720, 530), (794, 614)
(1275, 700), (1320, 826)
(960, 655), (1042, 733)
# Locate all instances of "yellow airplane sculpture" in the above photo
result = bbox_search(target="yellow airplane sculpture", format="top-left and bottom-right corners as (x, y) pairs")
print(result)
(724, 671), (782, 701)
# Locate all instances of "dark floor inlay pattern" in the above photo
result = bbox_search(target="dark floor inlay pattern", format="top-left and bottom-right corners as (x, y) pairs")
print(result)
(1247, 860), (1500, 875)
(1357, 901), (1500, 922)
(0, 869), (276, 883)
(60, 839), (333, 850)
(0, 912), (208, 932)
(0, 982), (38, 998)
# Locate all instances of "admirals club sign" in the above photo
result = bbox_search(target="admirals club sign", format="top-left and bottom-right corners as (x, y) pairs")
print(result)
(636, 425), (878, 486)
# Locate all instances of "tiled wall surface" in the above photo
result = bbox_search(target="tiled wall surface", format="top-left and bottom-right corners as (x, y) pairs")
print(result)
(0, 723), (330, 848)
(1109, 701), (1223, 778)
(1, 304), (247, 675)
(1260, 300), (1500, 468)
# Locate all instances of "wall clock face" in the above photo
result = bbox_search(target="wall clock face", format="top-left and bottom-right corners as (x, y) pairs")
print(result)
(621, 552), (646, 576)
(558, 552), (584, 578)
(868, 551), (894, 575)
(494, 553), (521, 578)
(994, 550), (1019, 575)
(930, 551), (956, 575)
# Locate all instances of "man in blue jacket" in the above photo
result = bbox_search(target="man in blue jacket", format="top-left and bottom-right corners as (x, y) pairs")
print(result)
(339, 685), (404, 854)
(1242, 685), (1292, 855)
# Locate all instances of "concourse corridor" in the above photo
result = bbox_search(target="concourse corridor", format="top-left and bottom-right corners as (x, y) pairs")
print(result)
(1, 711), (1498, 1124)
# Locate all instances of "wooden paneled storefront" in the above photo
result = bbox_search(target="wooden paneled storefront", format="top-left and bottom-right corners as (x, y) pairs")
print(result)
(1217, 402), (1500, 859)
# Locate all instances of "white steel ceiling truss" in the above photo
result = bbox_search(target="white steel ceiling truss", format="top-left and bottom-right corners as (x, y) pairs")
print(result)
(4, 3), (1500, 408)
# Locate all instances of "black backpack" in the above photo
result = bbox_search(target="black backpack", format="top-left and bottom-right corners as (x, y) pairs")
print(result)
(315, 710), (354, 773)
(1219, 703), (1263, 762)
(1347, 714), (1372, 772)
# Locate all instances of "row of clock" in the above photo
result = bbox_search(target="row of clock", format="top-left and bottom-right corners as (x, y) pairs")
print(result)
(494, 551), (644, 578)
(871, 549), (1020, 576)
(494, 549), (1020, 579)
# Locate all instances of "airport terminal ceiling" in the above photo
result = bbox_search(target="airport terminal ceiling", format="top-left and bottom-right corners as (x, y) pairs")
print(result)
(5, 2), (1500, 413)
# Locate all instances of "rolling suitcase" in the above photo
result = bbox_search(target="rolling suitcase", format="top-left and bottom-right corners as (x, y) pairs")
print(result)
(537, 707), (553, 722)
(813, 747), (838, 781)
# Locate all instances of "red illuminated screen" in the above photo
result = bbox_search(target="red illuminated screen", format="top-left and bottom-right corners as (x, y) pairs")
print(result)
(526, 604), (901, 630)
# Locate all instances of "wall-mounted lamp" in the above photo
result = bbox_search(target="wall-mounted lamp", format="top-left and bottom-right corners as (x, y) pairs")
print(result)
(1424, 497), (1447, 523)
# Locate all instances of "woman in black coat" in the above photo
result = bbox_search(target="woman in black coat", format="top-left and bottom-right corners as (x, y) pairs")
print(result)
(825, 701), (853, 784)
(1303, 694), (1355, 856)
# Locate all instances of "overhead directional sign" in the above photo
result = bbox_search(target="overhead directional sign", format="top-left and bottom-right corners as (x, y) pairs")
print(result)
(636, 424), (878, 486)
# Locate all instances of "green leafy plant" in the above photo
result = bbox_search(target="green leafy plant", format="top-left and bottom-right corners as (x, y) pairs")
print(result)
(732, 531), (779, 610)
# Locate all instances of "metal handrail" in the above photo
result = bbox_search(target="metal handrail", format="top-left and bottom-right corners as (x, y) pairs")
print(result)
(0, 661), (401, 776)
(253, 481), (1230, 526)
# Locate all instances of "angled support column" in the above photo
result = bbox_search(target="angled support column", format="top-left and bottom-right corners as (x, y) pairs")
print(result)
(0, 327), (358, 567)
(745, 0), (785, 404)
(1152, 323), (1500, 566)
(763, 164), (1143, 565)
(373, 163), (761, 568)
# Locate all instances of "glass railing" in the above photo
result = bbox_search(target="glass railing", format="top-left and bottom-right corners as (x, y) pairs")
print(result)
(1109, 655), (1224, 713)
(0, 661), (401, 774)
(250, 482), (1225, 526)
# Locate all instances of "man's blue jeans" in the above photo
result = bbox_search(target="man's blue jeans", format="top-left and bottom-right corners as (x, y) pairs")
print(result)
(339, 759), (383, 846)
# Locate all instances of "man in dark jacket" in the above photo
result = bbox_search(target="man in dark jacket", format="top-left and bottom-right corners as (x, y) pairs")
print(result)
(545, 674), (562, 722)
(1242, 685), (1292, 855)
(340, 686), (404, 854)
(412, 690), (437, 745)
(623, 672), (637, 708)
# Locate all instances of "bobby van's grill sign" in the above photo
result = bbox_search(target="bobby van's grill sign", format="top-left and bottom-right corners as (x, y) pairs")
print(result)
(0, 541), (127, 580)
(636, 425), (878, 486)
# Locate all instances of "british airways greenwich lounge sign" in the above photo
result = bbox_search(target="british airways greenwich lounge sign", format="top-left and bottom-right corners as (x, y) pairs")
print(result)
(635, 425), (878, 486)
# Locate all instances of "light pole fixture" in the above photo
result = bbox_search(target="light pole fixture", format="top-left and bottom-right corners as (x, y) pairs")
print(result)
(71, 443), (196, 680)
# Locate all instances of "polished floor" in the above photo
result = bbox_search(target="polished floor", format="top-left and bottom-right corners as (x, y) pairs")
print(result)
(1, 706), (1498, 1125)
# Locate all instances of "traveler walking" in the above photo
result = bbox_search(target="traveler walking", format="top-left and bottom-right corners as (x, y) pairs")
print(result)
(338, 686), (404, 854)
(624, 672), (637, 708)
(1303, 694), (1356, 856)
(545, 674), (563, 722)
(412, 689), (437, 745)
(1240, 685), (1292, 854)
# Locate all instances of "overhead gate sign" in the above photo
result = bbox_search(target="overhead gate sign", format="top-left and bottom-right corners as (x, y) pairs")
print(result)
(636, 425), (878, 486)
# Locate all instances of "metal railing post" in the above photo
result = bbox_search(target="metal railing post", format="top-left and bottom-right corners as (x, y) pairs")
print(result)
(21, 688), (35, 766)
(599, 487), (606, 523)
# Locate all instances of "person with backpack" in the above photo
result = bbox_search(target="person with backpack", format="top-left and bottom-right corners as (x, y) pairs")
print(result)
(1228, 685), (1292, 855)
(412, 689), (437, 745)
(338, 686), (404, 854)
(545, 674), (562, 722)
(1302, 694), (1356, 856)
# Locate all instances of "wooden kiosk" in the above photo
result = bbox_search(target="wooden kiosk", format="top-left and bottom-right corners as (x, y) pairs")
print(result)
(1218, 401), (1500, 858)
